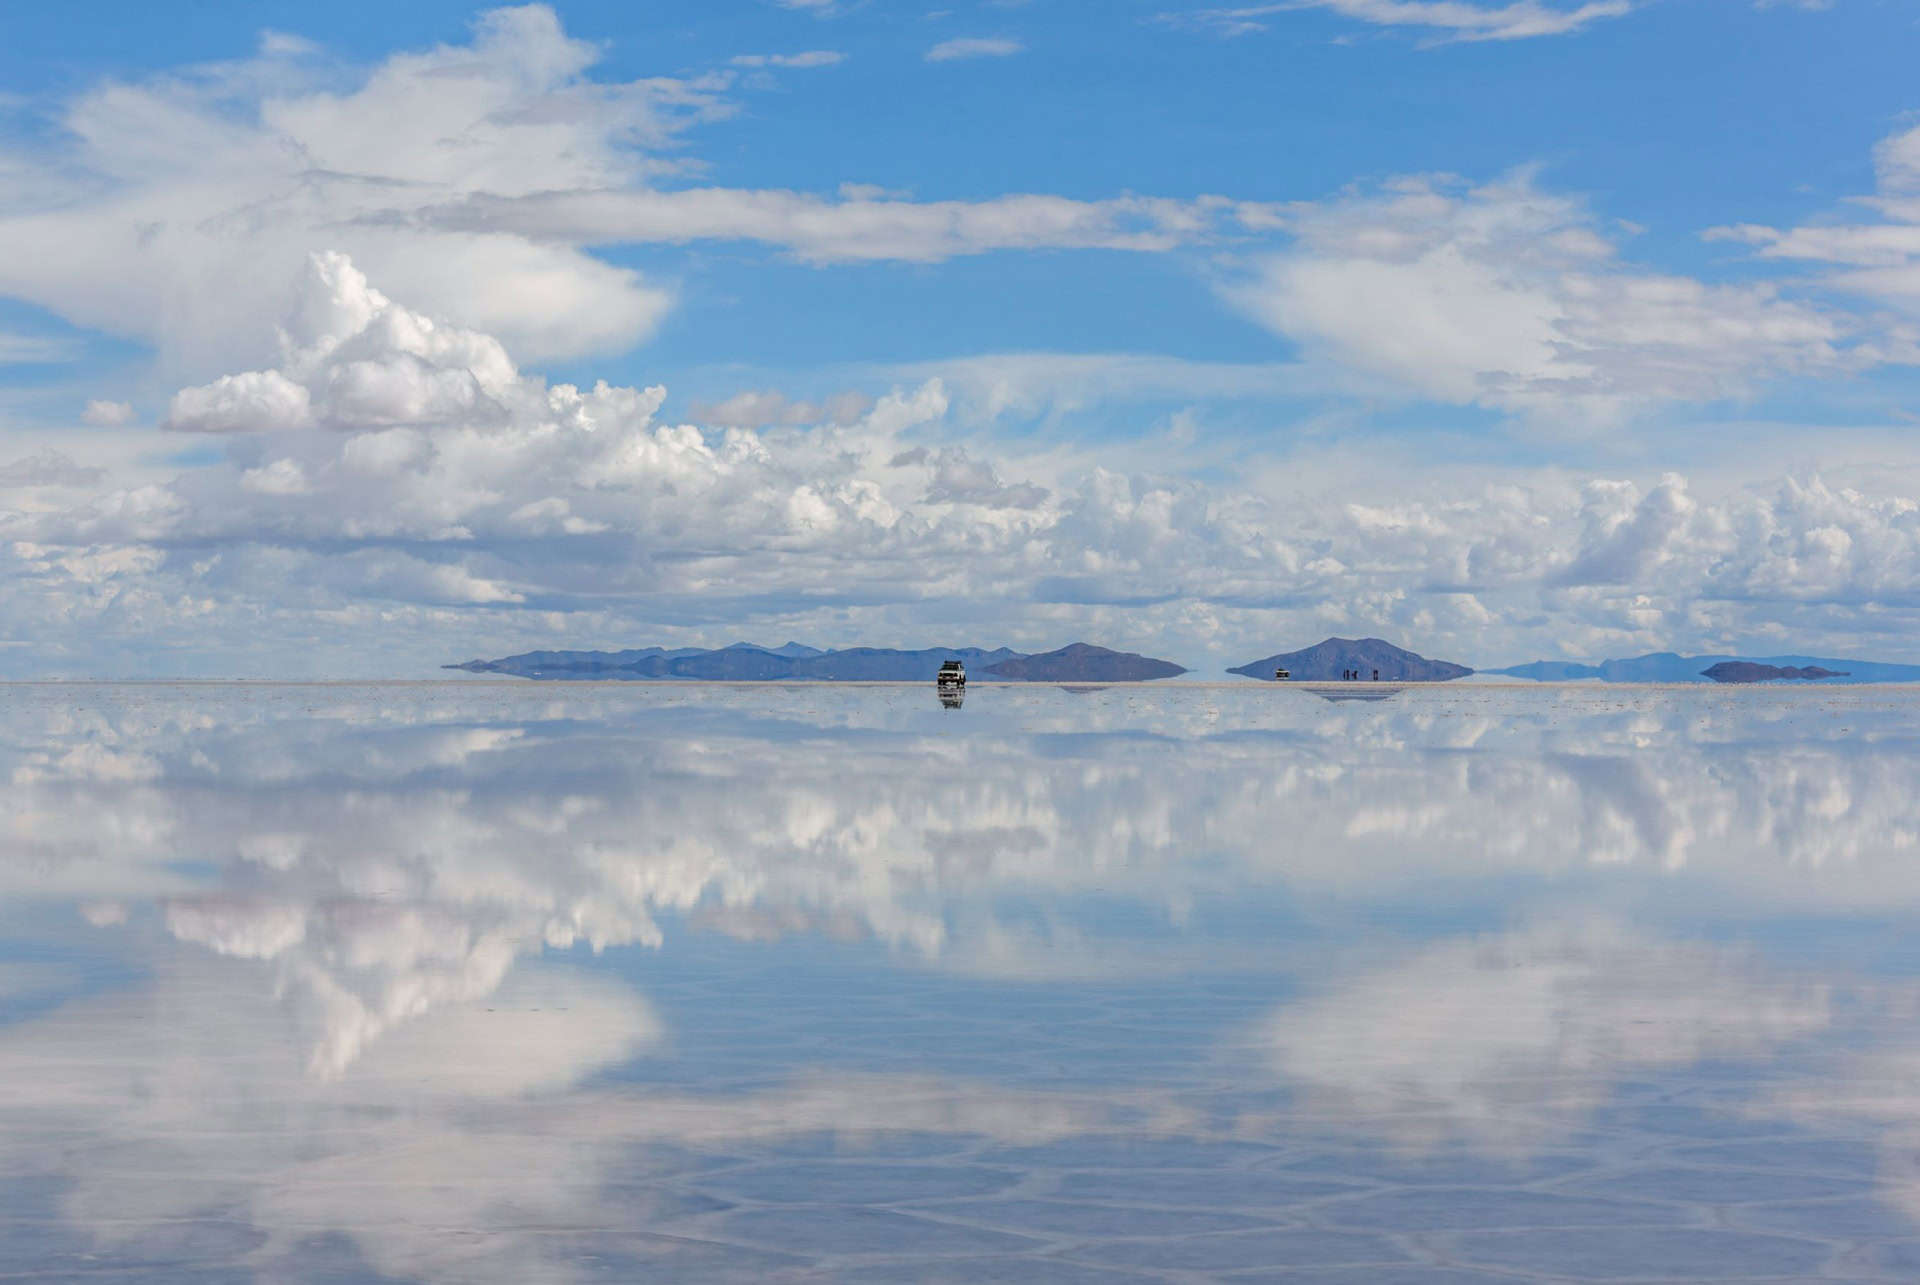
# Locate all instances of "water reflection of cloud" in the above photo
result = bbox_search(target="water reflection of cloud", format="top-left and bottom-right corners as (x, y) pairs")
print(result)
(4, 686), (1920, 1271)
(0, 958), (657, 1275)
(7, 685), (1920, 1075)
(1253, 920), (1836, 1150)
(0, 949), (1179, 1283)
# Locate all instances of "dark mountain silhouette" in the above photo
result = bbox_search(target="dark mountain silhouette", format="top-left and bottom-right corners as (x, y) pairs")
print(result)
(1702, 662), (1848, 684)
(449, 642), (1184, 682)
(1228, 638), (1472, 682)
(983, 643), (1187, 682)
(1492, 652), (1920, 683)
(783, 647), (1025, 681)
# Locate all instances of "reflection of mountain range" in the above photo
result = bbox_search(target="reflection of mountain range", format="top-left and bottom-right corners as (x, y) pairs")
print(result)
(1703, 662), (1848, 683)
(1494, 652), (1920, 683)
(1229, 637), (1473, 682)
(449, 641), (1185, 681)
(1308, 687), (1403, 703)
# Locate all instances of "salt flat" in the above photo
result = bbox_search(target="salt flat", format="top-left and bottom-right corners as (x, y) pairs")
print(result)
(0, 683), (1916, 1282)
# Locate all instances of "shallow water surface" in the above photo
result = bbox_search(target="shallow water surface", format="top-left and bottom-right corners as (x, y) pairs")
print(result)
(4, 681), (1920, 1281)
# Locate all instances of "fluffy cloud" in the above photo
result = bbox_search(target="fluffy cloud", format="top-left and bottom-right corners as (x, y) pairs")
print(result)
(0, 7), (688, 374)
(0, 5), (1257, 379)
(79, 400), (134, 427)
(165, 370), (314, 434)
(1227, 174), (1856, 418)
(10, 253), (1920, 674)
(10, 254), (1241, 657)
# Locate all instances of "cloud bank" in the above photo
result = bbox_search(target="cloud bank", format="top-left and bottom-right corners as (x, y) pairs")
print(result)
(7, 252), (1920, 674)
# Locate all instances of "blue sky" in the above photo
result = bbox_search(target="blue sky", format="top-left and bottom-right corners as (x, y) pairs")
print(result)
(3, 0), (1920, 675)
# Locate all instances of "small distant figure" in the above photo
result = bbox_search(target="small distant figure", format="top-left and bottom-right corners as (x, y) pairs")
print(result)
(1373, 668), (1379, 682)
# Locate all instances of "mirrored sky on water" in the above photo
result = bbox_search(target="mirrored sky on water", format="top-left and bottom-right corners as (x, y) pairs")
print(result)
(8, 682), (1920, 1282)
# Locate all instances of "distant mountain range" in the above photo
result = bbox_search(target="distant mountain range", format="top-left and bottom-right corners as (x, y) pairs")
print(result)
(1228, 638), (1473, 682)
(449, 642), (1186, 682)
(1492, 652), (1920, 684)
(451, 639), (1920, 685)
(982, 643), (1186, 682)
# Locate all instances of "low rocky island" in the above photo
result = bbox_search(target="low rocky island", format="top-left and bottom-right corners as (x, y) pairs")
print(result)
(1702, 662), (1848, 684)
(449, 641), (1187, 682)
(1493, 651), (1918, 683)
(981, 643), (1186, 682)
(1229, 637), (1473, 682)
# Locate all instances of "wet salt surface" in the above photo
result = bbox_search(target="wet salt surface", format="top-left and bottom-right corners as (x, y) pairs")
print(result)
(6, 682), (1920, 1280)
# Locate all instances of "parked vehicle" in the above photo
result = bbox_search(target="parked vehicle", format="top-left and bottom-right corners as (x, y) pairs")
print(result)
(936, 660), (966, 688)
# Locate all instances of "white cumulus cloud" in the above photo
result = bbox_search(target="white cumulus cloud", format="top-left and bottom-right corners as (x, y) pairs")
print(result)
(1227, 173), (1859, 419)
(0, 5), (1257, 381)
(9, 254), (1920, 674)
(80, 400), (135, 427)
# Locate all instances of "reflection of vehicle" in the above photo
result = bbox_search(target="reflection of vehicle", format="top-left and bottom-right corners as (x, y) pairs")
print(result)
(1310, 685), (1403, 704)
(1273, 668), (1290, 681)
(938, 687), (965, 710)
(936, 660), (966, 689)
